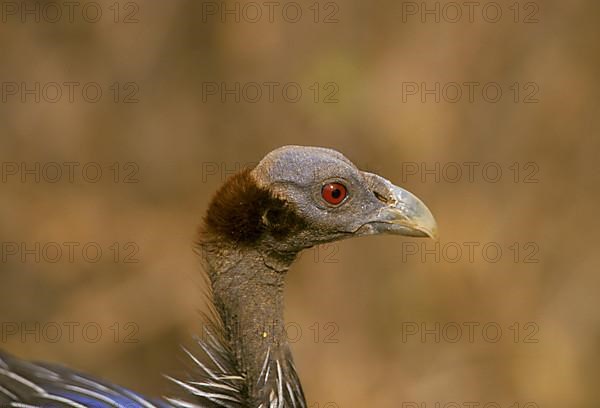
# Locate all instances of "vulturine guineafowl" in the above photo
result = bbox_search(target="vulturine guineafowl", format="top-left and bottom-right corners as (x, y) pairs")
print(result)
(0, 145), (438, 408)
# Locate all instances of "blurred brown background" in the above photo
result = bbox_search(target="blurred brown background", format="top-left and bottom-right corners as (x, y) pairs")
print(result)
(0, 0), (598, 407)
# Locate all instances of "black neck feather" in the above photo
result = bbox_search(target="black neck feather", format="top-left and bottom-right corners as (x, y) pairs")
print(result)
(203, 168), (306, 246)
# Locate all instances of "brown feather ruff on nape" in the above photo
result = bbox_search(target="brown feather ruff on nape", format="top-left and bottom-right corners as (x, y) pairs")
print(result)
(202, 168), (306, 245)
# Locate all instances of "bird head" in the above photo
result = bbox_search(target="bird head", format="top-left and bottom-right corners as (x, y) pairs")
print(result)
(203, 145), (437, 253)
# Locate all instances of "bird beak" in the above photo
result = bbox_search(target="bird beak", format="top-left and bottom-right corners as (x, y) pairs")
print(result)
(379, 184), (438, 239)
(364, 173), (438, 239)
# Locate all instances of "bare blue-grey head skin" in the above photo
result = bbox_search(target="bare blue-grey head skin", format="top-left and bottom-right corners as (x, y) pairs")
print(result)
(0, 146), (437, 408)
(252, 145), (437, 244)
(172, 145), (438, 408)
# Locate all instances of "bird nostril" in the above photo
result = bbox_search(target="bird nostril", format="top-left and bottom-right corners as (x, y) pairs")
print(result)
(373, 190), (390, 204)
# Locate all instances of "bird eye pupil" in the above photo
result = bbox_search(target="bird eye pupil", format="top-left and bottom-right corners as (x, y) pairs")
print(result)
(332, 189), (341, 198)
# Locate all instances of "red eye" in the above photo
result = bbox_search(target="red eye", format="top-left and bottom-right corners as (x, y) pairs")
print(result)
(321, 182), (347, 205)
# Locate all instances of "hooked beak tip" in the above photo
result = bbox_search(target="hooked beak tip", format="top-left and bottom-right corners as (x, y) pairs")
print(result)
(412, 220), (439, 240)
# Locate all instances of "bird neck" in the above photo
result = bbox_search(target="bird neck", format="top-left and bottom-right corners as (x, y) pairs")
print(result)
(202, 240), (306, 406)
